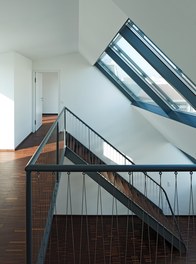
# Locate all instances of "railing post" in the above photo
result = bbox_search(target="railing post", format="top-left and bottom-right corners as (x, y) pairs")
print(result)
(88, 128), (90, 162)
(57, 122), (59, 164)
(26, 171), (32, 264)
(56, 122), (59, 182)
(64, 107), (67, 148)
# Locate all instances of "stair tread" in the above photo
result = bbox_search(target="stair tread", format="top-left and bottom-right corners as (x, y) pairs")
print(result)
(66, 133), (184, 251)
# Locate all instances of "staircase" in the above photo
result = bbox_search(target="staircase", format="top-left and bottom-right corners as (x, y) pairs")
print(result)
(65, 132), (186, 254)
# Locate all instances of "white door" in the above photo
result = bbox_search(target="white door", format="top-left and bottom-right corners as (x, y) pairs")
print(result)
(42, 72), (59, 114)
(35, 72), (43, 130)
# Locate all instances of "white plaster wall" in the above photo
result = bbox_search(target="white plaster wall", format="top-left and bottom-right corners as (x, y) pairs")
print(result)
(56, 158), (128, 215)
(0, 52), (15, 149)
(33, 52), (192, 164)
(135, 107), (196, 160)
(14, 53), (32, 148)
(33, 53), (194, 215)
(56, 162), (195, 216)
(79, 0), (127, 64)
(0, 52), (32, 149)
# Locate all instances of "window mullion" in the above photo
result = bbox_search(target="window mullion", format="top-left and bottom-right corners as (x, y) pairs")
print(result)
(121, 26), (196, 110)
(112, 44), (179, 110)
(106, 47), (172, 115)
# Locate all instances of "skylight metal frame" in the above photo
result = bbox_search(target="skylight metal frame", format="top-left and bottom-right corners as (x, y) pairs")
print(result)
(121, 21), (196, 110)
(106, 47), (173, 115)
(95, 19), (196, 128)
(127, 20), (196, 96)
(111, 43), (179, 111)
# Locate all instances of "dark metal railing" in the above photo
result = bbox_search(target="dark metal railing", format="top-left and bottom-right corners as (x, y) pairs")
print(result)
(26, 164), (196, 173)
(26, 108), (65, 264)
(25, 107), (196, 264)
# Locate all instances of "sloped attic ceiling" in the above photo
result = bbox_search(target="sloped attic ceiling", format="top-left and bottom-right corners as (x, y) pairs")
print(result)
(113, 0), (196, 84)
(79, 0), (196, 84)
(0, 0), (79, 59)
(0, 0), (195, 84)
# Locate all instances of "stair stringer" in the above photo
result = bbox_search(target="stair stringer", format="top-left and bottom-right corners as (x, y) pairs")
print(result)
(64, 147), (186, 254)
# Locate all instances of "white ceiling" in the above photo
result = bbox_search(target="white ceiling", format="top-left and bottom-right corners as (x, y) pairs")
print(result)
(0, 0), (79, 60)
(0, 0), (195, 84)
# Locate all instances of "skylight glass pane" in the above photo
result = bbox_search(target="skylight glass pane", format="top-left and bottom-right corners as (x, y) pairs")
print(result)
(100, 53), (156, 104)
(127, 20), (196, 96)
(114, 36), (195, 115)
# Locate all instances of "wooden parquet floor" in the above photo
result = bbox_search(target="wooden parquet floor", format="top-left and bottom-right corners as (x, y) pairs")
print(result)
(45, 215), (196, 264)
(0, 115), (57, 264)
(0, 114), (195, 264)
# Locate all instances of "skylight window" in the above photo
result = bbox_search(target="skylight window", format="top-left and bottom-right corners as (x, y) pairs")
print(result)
(113, 35), (195, 114)
(100, 53), (156, 104)
(96, 19), (196, 127)
(128, 21), (196, 96)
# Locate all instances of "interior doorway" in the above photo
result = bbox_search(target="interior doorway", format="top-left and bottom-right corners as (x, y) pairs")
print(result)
(42, 72), (59, 114)
(33, 71), (59, 132)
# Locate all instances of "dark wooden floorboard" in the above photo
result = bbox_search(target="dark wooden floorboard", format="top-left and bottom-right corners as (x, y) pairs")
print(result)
(0, 115), (57, 264)
(0, 114), (195, 263)
(45, 215), (196, 264)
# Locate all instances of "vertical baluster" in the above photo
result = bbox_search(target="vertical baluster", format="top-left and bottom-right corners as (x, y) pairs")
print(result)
(91, 131), (94, 164)
(79, 172), (84, 264)
(169, 171), (179, 263)
(67, 172), (75, 264)
(54, 197), (60, 264)
(80, 173), (91, 263)
(124, 172), (130, 264)
(174, 171), (180, 216)
(64, 108), (66, 148)
(65, 172), (69, 260)
(159, 172), (163, 211)
(85, 173), (91, 264)
(114, 189), (121, 263)
(26, 171), (32, 264)
(88, 129), (90, 163)
(70, 112), (73, 138)
(94, 184), (99, 263)
(99, 184), (106, 264)
(174, 171), (180, 255)
(186, 171), (195, 263)
(144, 172), (147, 197)
(109, 193), (114, 264)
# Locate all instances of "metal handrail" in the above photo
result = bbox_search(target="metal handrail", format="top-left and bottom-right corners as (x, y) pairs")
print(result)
(63, 107), (196, 238)
(26, 106), (196, 172)
(26, 107), (65, 166)
(26, 164), (196, 172)
(26, 107), (196, 229)
(26, 107), (195, 262)
(25, 108), (196, 221)
(65, 107), (134, 165)
(25, 163), (195, 243)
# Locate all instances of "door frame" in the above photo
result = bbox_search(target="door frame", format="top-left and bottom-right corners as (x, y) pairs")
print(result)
(32, 70), (60, 132)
